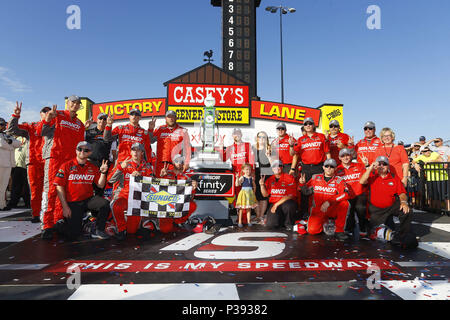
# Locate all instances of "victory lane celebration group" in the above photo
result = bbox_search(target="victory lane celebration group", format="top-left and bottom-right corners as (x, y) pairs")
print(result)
(0, 95), (419, 249)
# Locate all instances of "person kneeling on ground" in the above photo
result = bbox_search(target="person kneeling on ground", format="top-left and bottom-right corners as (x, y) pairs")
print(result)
(54, 141), (111, 241)
(359, 156), (418, 249)
(108, 143), (154, 241)
(298, 159), (350, 240)
(259, 160), (298, 230)
(159, 154), (198, 233)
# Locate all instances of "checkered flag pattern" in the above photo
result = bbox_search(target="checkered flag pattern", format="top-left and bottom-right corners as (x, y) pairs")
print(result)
(127, 176), (192, 218)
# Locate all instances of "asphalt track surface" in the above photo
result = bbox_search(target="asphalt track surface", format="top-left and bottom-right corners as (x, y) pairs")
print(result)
(0, 208), (448, 304)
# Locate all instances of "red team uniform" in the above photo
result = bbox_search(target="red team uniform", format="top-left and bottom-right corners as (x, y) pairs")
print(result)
(8, 115), (45, 218)
(300, 174), (349, 235)
(151, 124), (191, 177)
(271, 134), (294, 169)
(159, 169), (197, 232)
(264, 172), (298, 228)
(335, 162), (367, 199)
(293, 132), (330, 166)
(41, 110), (85, 230)
(225, 141), (254, 173)
(104, 123), (152, 163)
(108, 160), (154, 234)
(54, 159), (101, 202)
(265, 173), (297, 204)
(355, 136), (382, 165)
(328, 132), (350, 165)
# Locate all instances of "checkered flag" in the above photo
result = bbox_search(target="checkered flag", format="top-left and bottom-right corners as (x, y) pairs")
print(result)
(127, 176), (192, 218)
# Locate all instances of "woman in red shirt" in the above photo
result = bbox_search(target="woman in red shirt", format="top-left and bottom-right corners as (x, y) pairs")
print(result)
(373, 128), (409, 187)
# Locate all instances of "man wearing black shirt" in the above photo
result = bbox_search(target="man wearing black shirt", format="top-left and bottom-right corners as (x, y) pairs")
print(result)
(85, 113), (113, 196)
(85, 113), (113, 168)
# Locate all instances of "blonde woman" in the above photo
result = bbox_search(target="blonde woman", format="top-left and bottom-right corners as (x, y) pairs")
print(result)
(252, 131), (277, 224)
(373, 127), (409, 187)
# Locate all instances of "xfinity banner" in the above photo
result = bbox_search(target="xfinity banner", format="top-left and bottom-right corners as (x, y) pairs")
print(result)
(188, 172), (234, 197)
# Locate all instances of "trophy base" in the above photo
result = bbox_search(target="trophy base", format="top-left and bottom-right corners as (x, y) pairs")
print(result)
(190, 152), (232, 171)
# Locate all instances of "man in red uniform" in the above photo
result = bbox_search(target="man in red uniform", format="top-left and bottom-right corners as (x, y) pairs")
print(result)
(354, 121), (382, 166)
(336, 148), (368, 236)
(108, 143), (154, 240)
(271, 122), (294, 174)
(359, 156), (417, 249)
(103, 108), (152, 164)
(299, 159), (350, 240)
(159, 154), (198, 233)
(148, 110), (191, 177)
(8, 102), (50, 222)
(224, 128), (255, 174)
(40, 96), (86, 239)
(326, 120), (351, 165)
(260, 160), (298, 230)
(290, 117), (331, 218)
(224, 128), (254, 211)
(54, 141), (110, 240)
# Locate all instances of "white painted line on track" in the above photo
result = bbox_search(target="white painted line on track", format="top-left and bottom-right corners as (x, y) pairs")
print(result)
(68, 283), (240, 300)
(418, 242), (450, 259)
(380, 279), (450, 300)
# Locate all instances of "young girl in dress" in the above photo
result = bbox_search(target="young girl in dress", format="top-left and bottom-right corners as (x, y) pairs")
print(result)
(235, 163), (258, 227)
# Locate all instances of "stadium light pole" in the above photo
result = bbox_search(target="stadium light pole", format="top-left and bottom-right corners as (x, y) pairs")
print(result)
(265, 5), (296, 104)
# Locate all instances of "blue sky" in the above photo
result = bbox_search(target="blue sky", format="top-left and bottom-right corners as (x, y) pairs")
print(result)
(1, 0), (449, 144)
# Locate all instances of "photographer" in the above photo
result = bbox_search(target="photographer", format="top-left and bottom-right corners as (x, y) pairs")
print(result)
(0, 118), (21, 211)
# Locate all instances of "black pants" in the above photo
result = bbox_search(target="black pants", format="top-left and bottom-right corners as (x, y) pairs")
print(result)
(300, 163), (324, 217)
(265, 199), (299, 229)
(345, 193), (368, 233)
(7, 167), (30, 208)
(63, 196), (110, 240)
(369, 198), (412, 237)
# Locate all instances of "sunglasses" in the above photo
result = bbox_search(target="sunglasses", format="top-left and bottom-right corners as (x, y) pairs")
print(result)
(98, 117), (107, 121)
(77, 148), (91, 153)
(324, 165), (336, 169)
(276, 128), (286, 130)
(329, 125), (339, 129)
(364, 127), (375, 131)
(304, 122), (314, 126)
(378, 162), (389, 166)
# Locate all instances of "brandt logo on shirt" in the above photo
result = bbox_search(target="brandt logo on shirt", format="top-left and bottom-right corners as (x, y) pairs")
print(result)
(68, 174), (95, 181)
(302, 142), (322, 149)
(122, 135), (142, 141)
(60, 120), (81, 130)
(271, 189), (287, 195)
(314, 185), (337, 193)
(342, 173), (361, 181)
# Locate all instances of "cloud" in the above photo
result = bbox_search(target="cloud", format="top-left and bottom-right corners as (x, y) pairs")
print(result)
(0, 97), (42, 123)
(0, 66), (31, 93)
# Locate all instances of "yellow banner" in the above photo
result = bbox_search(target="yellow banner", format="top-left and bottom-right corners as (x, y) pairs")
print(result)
(168, 106), (250, 124)
(318, 104), (344, 132)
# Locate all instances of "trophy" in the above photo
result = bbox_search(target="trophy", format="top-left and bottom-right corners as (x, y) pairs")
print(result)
(198, 95), (221, 161)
